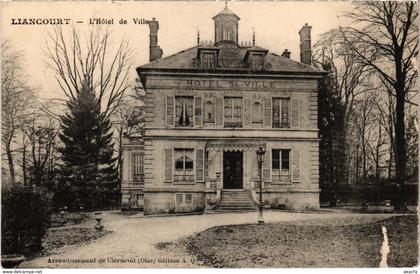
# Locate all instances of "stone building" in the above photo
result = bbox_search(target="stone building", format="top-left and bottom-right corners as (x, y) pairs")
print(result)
(121, 5), (325, 214)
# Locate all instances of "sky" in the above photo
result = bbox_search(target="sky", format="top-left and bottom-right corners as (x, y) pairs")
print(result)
(0, 1), (354, 102)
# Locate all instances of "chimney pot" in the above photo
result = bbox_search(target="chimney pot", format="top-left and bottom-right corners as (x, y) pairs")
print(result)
(282, 49), (291, 59)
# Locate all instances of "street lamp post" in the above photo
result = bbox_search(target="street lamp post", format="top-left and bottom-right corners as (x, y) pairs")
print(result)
(256, 145), (266, 225)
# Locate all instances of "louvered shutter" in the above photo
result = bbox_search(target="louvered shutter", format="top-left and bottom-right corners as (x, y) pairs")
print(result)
(166, 96), (175, 127)
(291, 98), (299, 128)
(164, 149), (173, 182)
(262, 149), (271, 182)
(130, 153), (135, 181)
(215, 96), (223, 127)
(243, 97), (251, 127)
(292, 149), (301, 182)
(195, 149), (204, 182)
(263, 97), (272, 128)
(194, 96), (203, 127)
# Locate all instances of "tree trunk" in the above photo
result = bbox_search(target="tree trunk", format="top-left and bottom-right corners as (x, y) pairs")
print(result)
(375, 123), (381, 184)
(5, 137), (16, 185)
(355, 143), (360, 185)
(362, 132), (367, 184)
(22, 135), (27, 185)
(393, 82), (407, 211)
(388, 108), (394, 182)
(117, 126), (124, 186)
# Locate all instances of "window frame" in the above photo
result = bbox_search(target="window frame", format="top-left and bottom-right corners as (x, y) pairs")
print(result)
(201, 52), (217, 69)
(131, 152), (145, 182)
(272, 97), (291, 129)
(250, 53), (265, 71)
(175, 193), (194, 212)
(174, 148), (195, 183)
(224, 96), (243, 128)
(175, 96), (194, 128)
(271, 148), (292, 183)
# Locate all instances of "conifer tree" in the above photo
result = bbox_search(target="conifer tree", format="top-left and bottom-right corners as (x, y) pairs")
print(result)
(318, 63), (346, 206)
(56, 76), (118, 210)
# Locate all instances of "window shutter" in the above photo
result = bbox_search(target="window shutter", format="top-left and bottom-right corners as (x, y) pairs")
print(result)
(195, 149), (204, 182)
(262, 149), (271, 182)
(263, 97), (272, 128)
(243, 97), (251, 127)
(215, 96), (223, 127)
(130, 153), (135, 181)
(292, 149), (301, 182)
(166, 96), (175, 127)
(164, 149), (173, 182)
(194, 96), (203, 127)
(291, 98), (299, 128)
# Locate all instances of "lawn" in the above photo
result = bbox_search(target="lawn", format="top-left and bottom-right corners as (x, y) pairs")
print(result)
(42, 227), (111, 255)
(181, 215), (417, 268)
(41, 212), (111, 256)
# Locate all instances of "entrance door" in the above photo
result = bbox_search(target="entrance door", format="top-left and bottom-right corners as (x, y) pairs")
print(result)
(223, 151), (243, 189)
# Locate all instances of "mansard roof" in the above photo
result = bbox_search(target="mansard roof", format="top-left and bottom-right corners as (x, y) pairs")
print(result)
(138, 45), (323, 75)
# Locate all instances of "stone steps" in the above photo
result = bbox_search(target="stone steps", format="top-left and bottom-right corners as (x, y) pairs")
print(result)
(218, 190), (257, 210)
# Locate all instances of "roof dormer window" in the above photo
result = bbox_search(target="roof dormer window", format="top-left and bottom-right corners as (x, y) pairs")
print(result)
(244, 48), (268, 71)
(201, 52), (216, 69)
(251, 54), (264, 71)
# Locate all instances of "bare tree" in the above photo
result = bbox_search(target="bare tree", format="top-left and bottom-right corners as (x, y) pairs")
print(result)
(313, 29), (372, 125)
(354, 94), (376, 184)
(24, 111), (59, 187)
(112, 78), (145, 185)
(44, 26), (133, 120)
(313, 30), (374, 205)
(341, 2), (418, 210)
(1, 41), (36, 185)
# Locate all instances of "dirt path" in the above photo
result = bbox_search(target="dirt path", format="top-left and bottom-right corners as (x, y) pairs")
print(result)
(21, 211), (400, 268)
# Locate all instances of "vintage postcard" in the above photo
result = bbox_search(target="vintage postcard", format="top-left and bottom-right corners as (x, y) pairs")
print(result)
(0, 0), (418, 271)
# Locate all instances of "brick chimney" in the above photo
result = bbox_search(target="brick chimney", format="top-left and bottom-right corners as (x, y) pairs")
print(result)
(149, 18), (163, 62)
(299, 23), (312, 65)
(281, 49), (291, 59)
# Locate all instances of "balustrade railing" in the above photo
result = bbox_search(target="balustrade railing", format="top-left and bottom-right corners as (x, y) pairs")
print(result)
(174, 174), (195, 182)
(271, 170), (291, 183)
(205, 178), (217, 190)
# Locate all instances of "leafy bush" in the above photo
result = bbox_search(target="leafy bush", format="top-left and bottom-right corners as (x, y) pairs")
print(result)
(2, 185), (51, 255)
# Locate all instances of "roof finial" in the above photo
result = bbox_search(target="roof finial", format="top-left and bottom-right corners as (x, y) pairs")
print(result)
(252, 28), (255, 46)
(225, 0), (228, 9)
(197, 28), (200, 46)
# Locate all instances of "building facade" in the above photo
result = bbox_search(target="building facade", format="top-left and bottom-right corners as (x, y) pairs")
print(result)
(121, 6), (324, 214)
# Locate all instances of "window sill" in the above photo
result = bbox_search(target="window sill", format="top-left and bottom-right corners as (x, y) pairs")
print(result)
(271, 181), (293, 185)
(173, 182), (196, 185)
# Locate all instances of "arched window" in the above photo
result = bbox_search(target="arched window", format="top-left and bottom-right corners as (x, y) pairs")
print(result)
(203, 100), (215, 124)
(252, 101), (263, 126)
